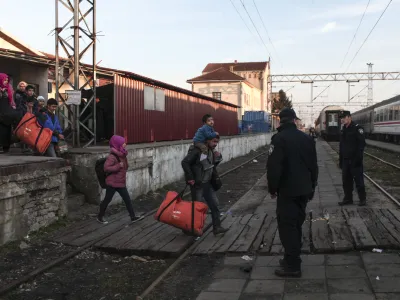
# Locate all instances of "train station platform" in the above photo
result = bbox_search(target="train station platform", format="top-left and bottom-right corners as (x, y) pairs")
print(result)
(366, 139), (400, 153)
(50, 140), (400, 257)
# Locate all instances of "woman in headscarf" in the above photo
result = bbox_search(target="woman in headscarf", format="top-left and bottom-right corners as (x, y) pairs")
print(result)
(0, 73), (18, 153)
(14, 81), (27, 112)
(97, 135), (143, 224)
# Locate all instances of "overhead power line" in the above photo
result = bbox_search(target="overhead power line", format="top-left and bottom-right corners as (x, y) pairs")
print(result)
(345, 0), (393, 72)
(350, 85), (368, 101)
(239, 0), (272, 59)
(340, 0), (371, 68)
(252, 0), (283, 68)
(228, 0), (262, 48)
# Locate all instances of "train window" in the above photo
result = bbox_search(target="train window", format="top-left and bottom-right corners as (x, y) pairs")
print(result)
(380, 110), (383, 122)
(374, 112), (377, 122)
(384, 108), (389, 121)
(395, 106), (400, 120)
(389, 107), (394, 121)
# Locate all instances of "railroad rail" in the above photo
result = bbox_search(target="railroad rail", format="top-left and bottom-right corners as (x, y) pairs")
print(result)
(327, 142), (400, 208)
(0, 150), (268, 298)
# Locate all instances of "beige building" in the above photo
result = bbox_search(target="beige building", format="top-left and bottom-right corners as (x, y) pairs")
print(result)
(187, 60), (270, 119)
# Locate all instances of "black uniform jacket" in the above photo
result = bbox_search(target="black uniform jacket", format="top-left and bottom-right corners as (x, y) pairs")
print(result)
(266, 122), (318, 197)
(339, 121), (366, 165)
(181, 145), (219, 187)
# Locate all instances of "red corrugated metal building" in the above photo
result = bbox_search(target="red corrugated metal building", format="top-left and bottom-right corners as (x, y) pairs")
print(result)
(114, 74), (239, 144)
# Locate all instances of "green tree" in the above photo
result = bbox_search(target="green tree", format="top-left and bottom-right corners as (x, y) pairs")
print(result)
(272, 89), (293, 113)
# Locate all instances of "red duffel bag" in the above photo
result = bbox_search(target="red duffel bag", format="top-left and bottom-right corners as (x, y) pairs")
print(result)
(14, 112), (53, 154)
(154, 187), (209, 236)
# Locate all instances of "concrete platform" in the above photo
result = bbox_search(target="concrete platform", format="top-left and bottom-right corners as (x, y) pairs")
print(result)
(0, 154), (65, 176)
(50, 141), (400, 257)
(366, 139), (400, 153)
(196, 252), (400, 299)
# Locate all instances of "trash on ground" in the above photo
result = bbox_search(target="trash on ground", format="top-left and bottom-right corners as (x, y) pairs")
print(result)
(241, 255), (253, 261)
(372, 248), (383, 253)
(376, 276), (380, 280)
(19, 241), (30, 250)
(253, 159), (258, 163)
(128, 255), (148, 262)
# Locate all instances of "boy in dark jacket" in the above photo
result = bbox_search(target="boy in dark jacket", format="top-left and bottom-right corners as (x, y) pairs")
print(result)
(36, 98), (63, 157)
(193, 114), (219, 171)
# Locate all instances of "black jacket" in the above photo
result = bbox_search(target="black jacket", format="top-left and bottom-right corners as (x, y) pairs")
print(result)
(181, 145), (219, 187)
(266, 122), (318, 197)
(339, 122), (365, 166)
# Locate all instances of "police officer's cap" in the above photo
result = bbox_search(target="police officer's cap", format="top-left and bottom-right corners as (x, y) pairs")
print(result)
(339, 111), (351, 118)
(279, 108), (300, 123)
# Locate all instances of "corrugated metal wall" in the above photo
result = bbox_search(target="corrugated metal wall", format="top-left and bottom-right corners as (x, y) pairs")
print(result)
(114, 75), (239, 144)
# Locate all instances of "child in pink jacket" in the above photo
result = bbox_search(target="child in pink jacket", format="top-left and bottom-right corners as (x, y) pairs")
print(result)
(97, 135), (143, 224)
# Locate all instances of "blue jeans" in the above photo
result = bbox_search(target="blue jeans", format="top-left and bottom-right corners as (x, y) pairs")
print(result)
(190, 182), (221, 229)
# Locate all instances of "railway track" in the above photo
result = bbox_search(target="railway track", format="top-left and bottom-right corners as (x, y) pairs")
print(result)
(0, 150), (268, 299)
(327, 141), (400, 207)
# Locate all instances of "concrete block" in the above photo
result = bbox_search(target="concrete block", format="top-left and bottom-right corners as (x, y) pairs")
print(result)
(366, 264), (400, 277)
(326, 265), (367, 278)
(375, 293), (400, 300)
(244, 280), (284, 294)
(283, 294), (328, 300)
(371, 277), (400, 293)
(196, 292), (241, 300)
(214, 267), (250, 280)
(330, 294), (375, 300)
(326, 254), (362, 266)
(206, 279), (246, 293)
(362, 253), (400, 265)
(284, 279), (326, 293)
(327, 278), (371, 293)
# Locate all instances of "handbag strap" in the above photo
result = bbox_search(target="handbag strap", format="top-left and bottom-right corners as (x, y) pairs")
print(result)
(157, 185), (188, 221)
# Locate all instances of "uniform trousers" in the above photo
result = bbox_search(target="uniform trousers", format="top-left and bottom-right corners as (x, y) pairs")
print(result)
(276, 194), (308, 271)
(342, 158), (366, 202)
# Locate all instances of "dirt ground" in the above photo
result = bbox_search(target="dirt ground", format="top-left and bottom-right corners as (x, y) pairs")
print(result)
(1, 147), (268, 300)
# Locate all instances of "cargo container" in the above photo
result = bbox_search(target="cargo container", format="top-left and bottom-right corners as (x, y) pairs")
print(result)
(243, 111), (270, 123)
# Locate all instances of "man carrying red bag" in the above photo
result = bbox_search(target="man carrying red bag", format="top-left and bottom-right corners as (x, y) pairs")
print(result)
(181, 135), (228, 236)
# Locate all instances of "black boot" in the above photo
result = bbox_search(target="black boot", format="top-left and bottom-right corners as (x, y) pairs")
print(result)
(275, 267), (302, 278)
(213, 226), (228, 236)
(279, 258), (287, 267)
(338, 198), (353, 206)
(358, 199), (367, 207)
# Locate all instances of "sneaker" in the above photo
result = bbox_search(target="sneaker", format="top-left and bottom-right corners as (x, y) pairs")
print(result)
(358, 200), (367, 207)
(338, 199), (353, 206)
(97, 217), (108, 225)
(131, 215), (144, 223)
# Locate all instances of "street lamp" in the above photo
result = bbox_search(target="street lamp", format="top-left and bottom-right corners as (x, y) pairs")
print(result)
(346, 79), (360, 102)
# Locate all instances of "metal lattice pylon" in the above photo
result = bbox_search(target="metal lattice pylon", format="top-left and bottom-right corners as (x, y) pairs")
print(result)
(55, 0), (97, 147)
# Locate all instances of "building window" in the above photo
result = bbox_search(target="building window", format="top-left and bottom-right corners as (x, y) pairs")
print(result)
(212, 92), (221, 101)
(144, 85), (165, 111)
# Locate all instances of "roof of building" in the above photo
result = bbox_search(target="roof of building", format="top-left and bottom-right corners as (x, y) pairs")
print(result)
(0, 39), (240, 108)
(187, 67), (246, 82)
(202, 61), (268, 73)
(0, 27), (45, 57)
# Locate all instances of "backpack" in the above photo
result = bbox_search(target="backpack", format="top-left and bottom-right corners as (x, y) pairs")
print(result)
(95, 153), (120, 189)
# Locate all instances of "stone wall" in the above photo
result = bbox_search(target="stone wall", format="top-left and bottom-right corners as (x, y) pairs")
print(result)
(69, 133), (272, 204)
(0, 157), (70, 245)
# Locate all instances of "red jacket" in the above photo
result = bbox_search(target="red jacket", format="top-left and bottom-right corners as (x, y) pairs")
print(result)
(104, 148), (128, 188)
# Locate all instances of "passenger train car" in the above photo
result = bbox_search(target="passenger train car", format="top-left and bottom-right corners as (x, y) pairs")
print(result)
(315, 106), (350, 141)
(352, 95), (400, 143)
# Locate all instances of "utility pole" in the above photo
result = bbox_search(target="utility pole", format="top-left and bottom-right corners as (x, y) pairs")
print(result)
(55, 0), (97, 147)
(367, 63), (374, 107)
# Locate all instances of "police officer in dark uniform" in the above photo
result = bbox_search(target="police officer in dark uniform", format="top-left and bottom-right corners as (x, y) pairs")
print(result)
(266, 108), (318, 278)
(338, 111), (366, 206)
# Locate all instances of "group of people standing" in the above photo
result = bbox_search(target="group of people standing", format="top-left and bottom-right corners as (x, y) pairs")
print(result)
(0, 73), (63, 157)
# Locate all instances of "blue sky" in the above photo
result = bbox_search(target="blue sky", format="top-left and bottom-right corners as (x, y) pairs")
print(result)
(2, 0), (400, 125)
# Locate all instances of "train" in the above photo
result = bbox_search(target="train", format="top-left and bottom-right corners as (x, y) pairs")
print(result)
(351, 95), (400, 143)
(315, 105), (350, 141)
